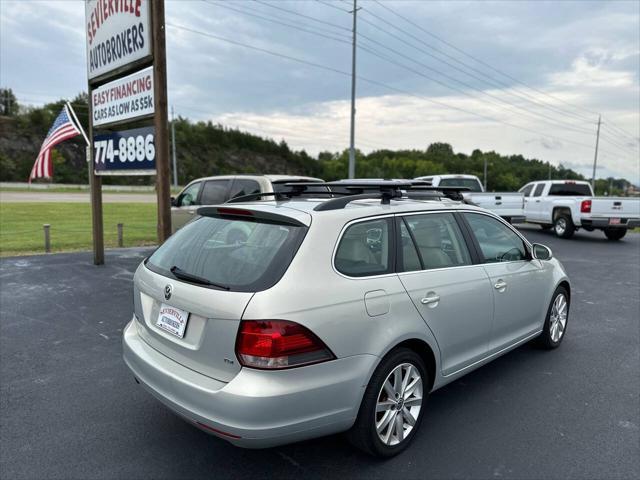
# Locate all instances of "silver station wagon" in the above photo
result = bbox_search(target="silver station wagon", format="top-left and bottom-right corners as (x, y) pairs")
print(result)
(123, 181), (571, 457)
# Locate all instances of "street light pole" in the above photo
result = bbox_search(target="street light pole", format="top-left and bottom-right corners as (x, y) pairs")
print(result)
(348, 0), (359, 179)
(483, 157), (487, 190)
(591, 115), (601, 191)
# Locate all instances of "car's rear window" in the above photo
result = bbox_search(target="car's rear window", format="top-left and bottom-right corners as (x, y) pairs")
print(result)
(146, 216), (307, 292)
(438, 178), (483, 192)
(548, 183), (592, 196)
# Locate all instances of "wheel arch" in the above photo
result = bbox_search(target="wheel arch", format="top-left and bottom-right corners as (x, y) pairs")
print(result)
(558, 280), (571, 301)
(552, 206), (572, 221)
(378, 338), (437, 393)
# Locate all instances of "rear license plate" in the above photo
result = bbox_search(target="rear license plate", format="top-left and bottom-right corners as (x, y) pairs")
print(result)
(609, 218), (621, 225)
(155, 303), (189, 338)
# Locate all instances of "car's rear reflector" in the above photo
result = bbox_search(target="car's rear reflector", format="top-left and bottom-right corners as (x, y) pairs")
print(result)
(196, 422), (241, 439)
(236, 320), (335, 369)
(581, 199), (592, 213)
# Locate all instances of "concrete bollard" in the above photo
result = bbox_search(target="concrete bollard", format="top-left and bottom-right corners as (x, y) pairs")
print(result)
(117, 223), (124, 248)
(43, 224), (51, 253)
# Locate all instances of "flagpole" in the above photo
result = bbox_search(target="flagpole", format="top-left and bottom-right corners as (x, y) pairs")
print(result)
(66, 101), (89, 146)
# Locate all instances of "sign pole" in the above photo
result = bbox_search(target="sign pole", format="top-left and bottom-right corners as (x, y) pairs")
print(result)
(87, 89), (104, 265)
(151, 0), (172, 242)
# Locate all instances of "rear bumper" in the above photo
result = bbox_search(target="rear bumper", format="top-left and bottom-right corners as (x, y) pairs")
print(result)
(581, 218), (640, 229)
(122, 319), (377, 448)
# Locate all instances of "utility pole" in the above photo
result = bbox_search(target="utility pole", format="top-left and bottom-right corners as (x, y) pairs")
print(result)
(591, 115), (601, 191)
(548, 161), (551, 180)
(483, 157), (487, 190)
(348, 0), (360, 179)
(152, 0), (172, 242)
(171, 106), (178, 187)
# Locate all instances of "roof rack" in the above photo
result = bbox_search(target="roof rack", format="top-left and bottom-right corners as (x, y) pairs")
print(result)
(313, 181), (470, 211)
(225, 180), (469, 210)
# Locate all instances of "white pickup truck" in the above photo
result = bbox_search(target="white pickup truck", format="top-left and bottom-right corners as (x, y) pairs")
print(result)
(519, 180), (640, 240)
(414, 174), (525, 224)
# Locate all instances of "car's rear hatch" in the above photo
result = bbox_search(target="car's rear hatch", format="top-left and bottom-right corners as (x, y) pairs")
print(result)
(132, 205), (311, 382)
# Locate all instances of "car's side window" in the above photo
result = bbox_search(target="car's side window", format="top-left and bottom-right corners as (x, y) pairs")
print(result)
(200, 180), (230, 205)
(335, 218), (392, 277)
(230, 179), (261, 199)
(520, 183), (534, 197)
(464, 213), (528, 263)
(398, 220), (421, 272)
(402, 213), (471, 270)
(533, 184), (545, 197)
(176, 182), (201, 207)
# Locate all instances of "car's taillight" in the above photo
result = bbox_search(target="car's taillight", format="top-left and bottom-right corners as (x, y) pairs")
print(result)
(236, 320), (335, 369)
(581, 199), (592, 213)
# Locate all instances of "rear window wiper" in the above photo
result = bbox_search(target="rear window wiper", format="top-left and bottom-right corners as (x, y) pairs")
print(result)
(169, 265), (230, 291)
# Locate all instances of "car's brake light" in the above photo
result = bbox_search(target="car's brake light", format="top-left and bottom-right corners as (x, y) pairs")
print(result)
(216, 207), (254, 217)
(581, 199), (592, 213)
(236, 320), (335, 369)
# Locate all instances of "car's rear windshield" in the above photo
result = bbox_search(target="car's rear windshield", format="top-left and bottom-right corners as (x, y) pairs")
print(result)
(548, 183), (592, 196)
(438, 178), (483, 192)
(146, 216), (307, 292)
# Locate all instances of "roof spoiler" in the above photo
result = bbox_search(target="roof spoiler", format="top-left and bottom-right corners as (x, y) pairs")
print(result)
(197, 206), (307, 227)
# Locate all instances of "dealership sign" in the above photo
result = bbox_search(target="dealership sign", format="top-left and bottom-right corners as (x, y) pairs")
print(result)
(85, 0), (151, 80)
(93, 126), (155, 175)
(92, 67), (154, 126)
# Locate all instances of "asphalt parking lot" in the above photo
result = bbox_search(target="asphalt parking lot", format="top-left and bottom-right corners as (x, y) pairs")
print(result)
(1, 226), (638, 480)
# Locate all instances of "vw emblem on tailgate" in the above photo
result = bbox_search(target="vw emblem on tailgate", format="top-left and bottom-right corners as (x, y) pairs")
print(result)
(164, 284), (173, 301)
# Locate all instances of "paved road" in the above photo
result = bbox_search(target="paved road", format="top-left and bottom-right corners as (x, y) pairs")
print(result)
(1, 227), (638, 480)
(0, 191), (156, 203)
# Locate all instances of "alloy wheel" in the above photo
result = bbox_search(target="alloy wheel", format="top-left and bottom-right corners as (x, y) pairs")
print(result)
(375, 363), (423, 446)
(555, 218), (566, 235)
(550, 293), (568, 342)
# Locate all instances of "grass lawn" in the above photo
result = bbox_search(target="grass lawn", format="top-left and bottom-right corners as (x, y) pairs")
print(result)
(0, 202), (158, 257)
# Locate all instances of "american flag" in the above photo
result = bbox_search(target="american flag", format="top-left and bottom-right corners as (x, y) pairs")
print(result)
(29, 105), (82, 182)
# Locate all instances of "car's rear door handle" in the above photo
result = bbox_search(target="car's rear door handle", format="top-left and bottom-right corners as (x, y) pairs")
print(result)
(494, 280), (507, 290)
(421, 294), (440, 305)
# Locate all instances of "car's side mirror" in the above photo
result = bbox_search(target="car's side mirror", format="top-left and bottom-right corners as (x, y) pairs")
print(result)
(532, 243), (553, 261)
(170, 196), (177, 207)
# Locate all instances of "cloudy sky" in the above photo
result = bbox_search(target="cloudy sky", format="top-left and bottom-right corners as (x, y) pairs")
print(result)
(1, 0), (639, 182)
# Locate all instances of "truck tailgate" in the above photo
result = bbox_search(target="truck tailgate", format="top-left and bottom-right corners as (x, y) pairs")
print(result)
(589, 197), (640, 219)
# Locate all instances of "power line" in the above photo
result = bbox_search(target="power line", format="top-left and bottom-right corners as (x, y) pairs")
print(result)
(354, 31), (597, 137)
(165, 22), (625, 158)
(314, 0), (350, 14)
(209, 0), (600, 140)
(202, 0), (351, 45)
(369, 0), (600, 121)
(252, 0), (351, 32)
(252, 0), (638, 156)
(357, 9), (598, 129)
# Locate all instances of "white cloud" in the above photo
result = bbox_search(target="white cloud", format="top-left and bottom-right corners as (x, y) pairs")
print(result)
(550, 49), (636, 88)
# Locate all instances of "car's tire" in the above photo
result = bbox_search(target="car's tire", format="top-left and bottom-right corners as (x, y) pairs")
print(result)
(604, 228), (627, 241)
(540, 224), (553, 231)
(537, 286), (570, 349)
(553, 214), (575, 239)
(347, 348), (428, 457)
